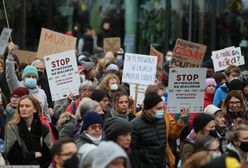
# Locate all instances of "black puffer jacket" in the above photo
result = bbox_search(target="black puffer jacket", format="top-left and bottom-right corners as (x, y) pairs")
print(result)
(131, 112), (167, 168)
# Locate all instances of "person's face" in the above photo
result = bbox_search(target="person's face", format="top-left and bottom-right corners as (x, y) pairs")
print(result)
(55, 142), (78, 166)
(244, 85), (248, 95)
(228, 97), (242, 113)
(206, 85), (216, 94)
(215, 113), (225, 127)
(85, 123), (103, 138)
(25, 73), (37, 79)
(99, 97), (109, 112)
(108, 78), (118, 88)
(80, 87), (93, 99)
(103, 22), (110, 30)
(235, 130), (248, 149)
(115, 96), (129, 114)
(107, 157), (126, 168)
(34, 63), (45, 73)
(11, 95), (21, 107)
(19, 98), (36, 120)
(208, 139), (220, 154)
(147, 101), (164, 118)
(116, 132), (132, 149)
(86, 67), (96, 79)
(203, 120), (216, 135)
(227, 72), (240, 82)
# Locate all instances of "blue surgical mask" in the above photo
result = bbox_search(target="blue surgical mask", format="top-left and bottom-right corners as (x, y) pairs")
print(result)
(24, 78), (37, 89)
(154, 110), (164, 119)
(110, 83), (118, 91)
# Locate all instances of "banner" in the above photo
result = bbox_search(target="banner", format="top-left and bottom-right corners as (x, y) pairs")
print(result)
(122, 53), (157, 85)
(103, 37), (121, 53)
(0, 28), (12, 55)
(44, 50), (80, 101)
(167, 68), (206, 113)
(171, 39), (207, 68)
(14, 50), (37, 64)
(129, 84), (148, 108)
(150, 45), (164, 81)
(211, 46), (245, 72)
(37, 28), (76, 58)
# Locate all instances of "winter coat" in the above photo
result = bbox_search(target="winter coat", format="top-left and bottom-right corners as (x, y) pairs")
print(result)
(53, 98), (70, 119)
(5, 55), (51, 121)
(59, 117), (76, 138)
(226, 143), (248, 166)
(213, 83), (228, 107)
(204, 91), (215, 108)
(5, 103), (16, 123)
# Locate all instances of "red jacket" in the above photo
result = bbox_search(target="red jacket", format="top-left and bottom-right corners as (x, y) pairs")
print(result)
(204, 91), (215, 108)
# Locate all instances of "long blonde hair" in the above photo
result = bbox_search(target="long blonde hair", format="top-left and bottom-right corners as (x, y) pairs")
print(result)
(10, 95), (42, 125)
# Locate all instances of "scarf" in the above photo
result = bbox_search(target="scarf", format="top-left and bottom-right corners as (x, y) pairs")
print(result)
(110, 108), (129, 120)
(84, 133), (102, 145)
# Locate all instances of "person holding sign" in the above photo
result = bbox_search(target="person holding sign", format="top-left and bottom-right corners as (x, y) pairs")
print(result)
(5, 42), (51, 122)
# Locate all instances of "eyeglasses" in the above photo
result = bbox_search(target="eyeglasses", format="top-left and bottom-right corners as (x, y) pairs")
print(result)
(89, 124), (103, 130)
(229, 101), (241, 105)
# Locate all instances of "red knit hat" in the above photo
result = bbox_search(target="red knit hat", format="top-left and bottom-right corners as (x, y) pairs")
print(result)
(11, 87), (29, 97)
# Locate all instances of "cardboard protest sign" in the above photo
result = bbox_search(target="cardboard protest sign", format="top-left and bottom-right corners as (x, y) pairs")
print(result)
(15, 50), (36, 64)
(103, 37), (121, 53)
(171, 39), (207, 68)
(0, 28), (12, 55)
(150, 45), (164, 81)
(37, 28), (76, 58)
(122, 53), (157, 86)
(167, 68), (206, 113)
(129, 84), (148, 108)
(44, 50), (80, 101)
(211, 46), (245, 72)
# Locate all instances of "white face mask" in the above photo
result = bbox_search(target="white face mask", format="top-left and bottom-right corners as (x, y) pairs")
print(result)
(110, 83), (118, 91)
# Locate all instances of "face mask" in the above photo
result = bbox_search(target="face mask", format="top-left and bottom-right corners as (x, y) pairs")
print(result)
(110, 83), (118, 91)
(23, 78), (37, 89)
(166, 56), (172, 62)
(209, 130), (218, 138)
(63, 154), (79, 168)
(154, 110), (164, 119)
(240, 141), (248, 152)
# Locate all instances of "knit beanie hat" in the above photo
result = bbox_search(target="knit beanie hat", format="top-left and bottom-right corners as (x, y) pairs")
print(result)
(239, 70), (248, 85)
(90, 89), (108, 102)
(11, 87), (29, 97)
(79, 144), (97, 168)
(228, 79), (244, 92)
(22, 65), (38, 79)
(104, 118), (133, 141)
(144, 92), (163, 110)
(193, 114), (215, 133)
(204, 104), (221, 116)
(106, 64), (119, 72)
(92, 141), (129, 168)
(82, 112), (103, 130)
(205, 78), (217, 88)
(80, 61), (95, 71)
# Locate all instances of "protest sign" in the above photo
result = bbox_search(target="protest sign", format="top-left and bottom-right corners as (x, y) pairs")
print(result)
(150, 45), (164, 81)
(15, 50), (36, 64)
(124, 34), (134, 46)
(122, 53), (157, 86)
(129, 84), (148, 108)
(0, 28), (12, 55)
(211, 46), (245, 72)
(37, 28), (76, 58)
(103, 37), (121, 53)
(167, 68), (206, 113)
(171, 38), (207, 68)
(44, 50), (80, 101)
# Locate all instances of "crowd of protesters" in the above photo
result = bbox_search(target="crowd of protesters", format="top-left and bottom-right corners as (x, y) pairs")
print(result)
(0, 22), (247, 168)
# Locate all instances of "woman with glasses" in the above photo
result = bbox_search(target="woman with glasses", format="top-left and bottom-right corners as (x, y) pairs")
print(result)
(222, 90), (246, 128)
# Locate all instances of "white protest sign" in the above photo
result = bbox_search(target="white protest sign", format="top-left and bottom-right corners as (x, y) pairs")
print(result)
(167, 68), (206, 113)
(129, 84), (148, 108)
(0, 28), (12, 55)
(211, 46), (245, 72)
(122, 53), (157, 85)
(44, 50), (80, 101)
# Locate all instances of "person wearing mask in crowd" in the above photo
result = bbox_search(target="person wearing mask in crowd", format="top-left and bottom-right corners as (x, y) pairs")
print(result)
(213, 65), (241, 107)
(104, 117), (141, 168)
(204, 78), (217, 108)
(92, 141), (130, 168)
(131, 92), (188, 168)
(107, 91), (135, 121)
(0, 58), (11, 102)
(91, 89), (110, 118)
(6, 42), (51, 122)
(180, 113), (216, 165)
(226, 124), (248, 167)
(80, 61), (98, 88)
(204, 104), (229, 152)
(239, 71), (248, 113)
(5, 96), (53, 167)
(76, 111), (103, 148)
(222, 90), (246, 128)
(213, 72), (227, 90)
(5, 87), (29, 123)
(51, 137), (79, 168)
(164, 50), (174, 74)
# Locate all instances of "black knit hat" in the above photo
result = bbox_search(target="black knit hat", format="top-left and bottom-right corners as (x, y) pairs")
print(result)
(91, 89), (108, 102)
(82, 112), (103, 130)
(144, 92), (163, 110)
(193, 114), (215, 133)
(104, 118), (132, 141)
(228, 79), (244, 92)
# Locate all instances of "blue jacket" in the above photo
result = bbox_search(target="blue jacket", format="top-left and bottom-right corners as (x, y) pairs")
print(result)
(213, 83), (228, 107)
